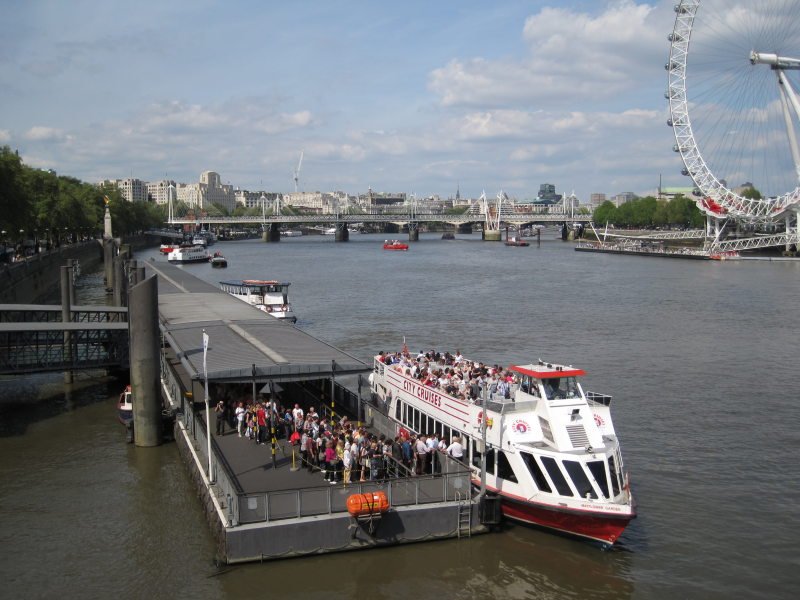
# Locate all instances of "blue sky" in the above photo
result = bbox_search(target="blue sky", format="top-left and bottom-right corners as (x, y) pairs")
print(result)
(1, 1), (686, 201)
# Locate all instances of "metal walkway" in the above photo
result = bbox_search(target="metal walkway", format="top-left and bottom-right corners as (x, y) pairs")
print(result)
(0, 305), (129, 375)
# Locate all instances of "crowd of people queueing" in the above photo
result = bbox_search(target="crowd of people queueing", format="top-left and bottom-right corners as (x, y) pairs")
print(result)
(212, 395), (468, 484)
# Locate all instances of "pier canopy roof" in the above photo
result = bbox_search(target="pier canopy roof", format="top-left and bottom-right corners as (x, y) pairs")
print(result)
(147, 262), (369, 383)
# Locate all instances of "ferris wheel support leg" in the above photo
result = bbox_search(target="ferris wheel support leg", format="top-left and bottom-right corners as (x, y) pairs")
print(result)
(776, 71), (800, 183)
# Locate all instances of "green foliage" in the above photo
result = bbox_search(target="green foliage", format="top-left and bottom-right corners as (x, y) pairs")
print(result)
(741, 186), (762, 200)
(444, 205), (470, 215)
(591, 194), (704, 228)
(0, 147), (169, 240)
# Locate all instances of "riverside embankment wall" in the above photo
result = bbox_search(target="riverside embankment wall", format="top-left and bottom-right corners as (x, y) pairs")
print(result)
(0, 234), (161, 304)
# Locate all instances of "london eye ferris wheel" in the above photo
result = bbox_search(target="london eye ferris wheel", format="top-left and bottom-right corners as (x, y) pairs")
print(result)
(667, 0), (800, 246)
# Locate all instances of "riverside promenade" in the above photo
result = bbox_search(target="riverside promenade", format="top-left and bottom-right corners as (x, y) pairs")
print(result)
(145, 261), (484, 563)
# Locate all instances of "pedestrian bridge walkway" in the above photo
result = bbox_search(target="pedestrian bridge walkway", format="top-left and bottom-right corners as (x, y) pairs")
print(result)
(0, 305), (129, 375)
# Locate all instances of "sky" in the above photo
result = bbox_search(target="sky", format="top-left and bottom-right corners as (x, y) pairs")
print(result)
(0, 1), (688, 201)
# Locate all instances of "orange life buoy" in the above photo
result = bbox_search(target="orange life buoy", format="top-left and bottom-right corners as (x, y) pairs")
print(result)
(477, 411), (493, 428)
(347, 492), (390, 517)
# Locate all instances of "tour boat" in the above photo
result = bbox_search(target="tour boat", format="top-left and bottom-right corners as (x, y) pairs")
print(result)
(219, 279), (297, 322)
(383, 240), (409, 251)
(210, 252), (228, 268)
(159, 243), (177, 254)
(118, 385), (133, 425)
(369, 353), (636, 547)
(167, 245), (210, 263)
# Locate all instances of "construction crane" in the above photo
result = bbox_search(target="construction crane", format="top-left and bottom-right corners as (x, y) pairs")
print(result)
(293, 151), (303, 193)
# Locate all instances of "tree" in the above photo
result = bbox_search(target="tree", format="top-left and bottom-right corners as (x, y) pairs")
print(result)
(592, 200), (616, 225)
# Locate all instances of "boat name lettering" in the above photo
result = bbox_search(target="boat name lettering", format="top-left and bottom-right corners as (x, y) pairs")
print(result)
(403, 380), (442, 407)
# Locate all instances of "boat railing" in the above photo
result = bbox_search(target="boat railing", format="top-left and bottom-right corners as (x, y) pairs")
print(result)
(585, 391), (613, 407)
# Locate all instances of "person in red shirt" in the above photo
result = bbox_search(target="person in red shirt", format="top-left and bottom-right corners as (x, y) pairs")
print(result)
(256, 403), (267, 445)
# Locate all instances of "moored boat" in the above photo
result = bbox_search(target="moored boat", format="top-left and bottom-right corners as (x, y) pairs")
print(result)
(219, 279), (297, 322)
(118, 385), (133, 425)
(159, 243), (177, 254)
(167, 245), (210, 263)
(369, 351), (635, 547)
(383, 240), (409, 250)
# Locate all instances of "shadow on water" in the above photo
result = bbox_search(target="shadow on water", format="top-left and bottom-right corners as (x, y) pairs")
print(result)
(214, 521), (635, 600)
(0, 372), (122, 437)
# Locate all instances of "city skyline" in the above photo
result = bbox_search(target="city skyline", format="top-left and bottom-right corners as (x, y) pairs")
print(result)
(2, 1), (685, 201)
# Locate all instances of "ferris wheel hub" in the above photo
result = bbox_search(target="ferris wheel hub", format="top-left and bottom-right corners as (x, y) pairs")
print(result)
(749, 51), (800, 70)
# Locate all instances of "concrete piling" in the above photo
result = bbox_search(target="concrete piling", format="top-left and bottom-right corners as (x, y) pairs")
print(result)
(128, 274), (162, 447)
(60, 265), (73, 384)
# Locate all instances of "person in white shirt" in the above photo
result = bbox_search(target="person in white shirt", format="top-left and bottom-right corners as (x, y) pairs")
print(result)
(447, 436), (465, 463)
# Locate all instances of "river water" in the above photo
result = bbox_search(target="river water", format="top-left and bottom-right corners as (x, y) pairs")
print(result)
(1, 231), (798, 599)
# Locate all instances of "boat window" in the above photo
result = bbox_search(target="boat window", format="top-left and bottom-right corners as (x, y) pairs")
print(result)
(485, 448), (495, 475)
(608, 455), (621, 496)
(540, 456), (574, 496)
(471, 440), (481, 469)
(395, 399), (402, 421)
(521, 453), (552, 493)
(563, 460), (597, 499)
(413, 409), (420, 433)
(497, 451), (517, 483)
(588, 460), (609, 499)
(542, 376), (579, 399)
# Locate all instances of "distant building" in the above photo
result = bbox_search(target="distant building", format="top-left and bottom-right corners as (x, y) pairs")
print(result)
(101, 178), (148, 203)
(360, 188), (406, 207)
(611, 192), (637, 207)
(537, 183), (562, 204)
(590, 193), (606, 210)
(659, 187), (696, 200)
(146, 180), (176, 205)
(176, 171), (236, 212)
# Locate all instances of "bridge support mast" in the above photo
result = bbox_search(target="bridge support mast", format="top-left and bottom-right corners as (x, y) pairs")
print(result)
(334, 222), (349, 242)
(129, 275), (163, 447)
(262, 222), (281, 243)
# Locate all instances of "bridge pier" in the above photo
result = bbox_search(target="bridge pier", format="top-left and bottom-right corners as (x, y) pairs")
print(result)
(103, 239), (115, 293)
(129, 275), (163, 447)
(483, 229), (501, 242)
(60, 265), (73, 384)
(407, 222), (419, 242)
(457, 223), (473, 234)
(334, 223), (349, 242)
(262, 223), (281, 243)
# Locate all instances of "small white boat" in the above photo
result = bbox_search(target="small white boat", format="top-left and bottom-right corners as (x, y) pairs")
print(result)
(168, 245), (210, 263)
(281, 230), (303, 237)
(322, 227), (337, 235)
(219, 280), (297, 322)
(118, 386), (133, 425)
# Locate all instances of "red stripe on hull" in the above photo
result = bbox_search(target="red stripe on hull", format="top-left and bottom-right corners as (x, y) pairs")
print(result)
(501, 495), (633, 547)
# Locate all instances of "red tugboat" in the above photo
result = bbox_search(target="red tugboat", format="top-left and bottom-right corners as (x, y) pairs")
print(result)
(383, 240), (409, 250)
(369, 352), (636, 547)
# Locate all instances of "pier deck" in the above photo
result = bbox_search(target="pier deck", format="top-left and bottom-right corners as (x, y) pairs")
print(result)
(144, 261), (484, 563)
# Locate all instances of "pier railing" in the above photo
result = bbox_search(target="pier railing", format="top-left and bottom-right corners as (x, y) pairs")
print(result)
(237, 457), (472, 525)
(160, 353), (470, 528)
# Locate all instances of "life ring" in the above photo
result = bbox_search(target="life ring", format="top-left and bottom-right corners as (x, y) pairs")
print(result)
(477, 411), (493, 428)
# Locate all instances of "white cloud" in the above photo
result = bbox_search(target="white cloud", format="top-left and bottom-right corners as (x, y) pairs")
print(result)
(428, 1), (669, 108)
(23, 126), (67, 141)
(0, 130), (10, 143)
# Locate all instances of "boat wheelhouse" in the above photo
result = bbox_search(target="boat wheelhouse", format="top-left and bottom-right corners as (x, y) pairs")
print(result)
(167, 245), (210, 263)
(118, 386), (133, 425)
(219, 280), (297, 323)
(369, 353), (635, 547)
